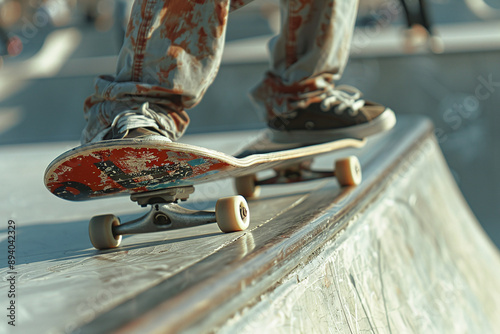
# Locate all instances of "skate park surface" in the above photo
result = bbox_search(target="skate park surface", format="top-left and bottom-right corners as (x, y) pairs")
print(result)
(1, 1), (500, 333)
(1, 115), (500, 333)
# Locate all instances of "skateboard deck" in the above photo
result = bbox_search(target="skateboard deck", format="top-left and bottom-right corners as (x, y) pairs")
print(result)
(44, 133), (365, 202)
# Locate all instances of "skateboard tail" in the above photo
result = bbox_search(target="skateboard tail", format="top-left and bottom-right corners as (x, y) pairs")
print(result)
(44, 142), (238, 201)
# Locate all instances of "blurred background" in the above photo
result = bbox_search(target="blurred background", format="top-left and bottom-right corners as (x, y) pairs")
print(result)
(0, 0), (498, 247)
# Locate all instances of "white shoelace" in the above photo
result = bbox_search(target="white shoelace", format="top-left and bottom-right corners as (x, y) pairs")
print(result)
(92, 103), (167, 142)
(319, 85), (365, 116)
(110, 108), (161, 135)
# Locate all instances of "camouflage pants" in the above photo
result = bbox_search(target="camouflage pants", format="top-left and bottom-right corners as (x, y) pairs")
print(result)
(81, 0), (359, 143)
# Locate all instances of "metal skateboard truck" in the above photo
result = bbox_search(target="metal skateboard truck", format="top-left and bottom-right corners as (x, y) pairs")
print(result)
(88, 186), (250, 250)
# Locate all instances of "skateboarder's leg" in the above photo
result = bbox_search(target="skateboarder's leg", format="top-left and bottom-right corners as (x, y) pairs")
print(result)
(251, 0), (396, 143)
(82, 0), (252, 144)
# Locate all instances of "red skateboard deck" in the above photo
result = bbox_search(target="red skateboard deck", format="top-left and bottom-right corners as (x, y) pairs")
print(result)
(44, 135), (365, 202)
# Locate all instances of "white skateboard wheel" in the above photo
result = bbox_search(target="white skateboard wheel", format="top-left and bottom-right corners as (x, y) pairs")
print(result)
(234, 174), (261, 199)
(89, 214), (122, 250)
(216, 196), (250, 233)
(335, 156), (362, 186)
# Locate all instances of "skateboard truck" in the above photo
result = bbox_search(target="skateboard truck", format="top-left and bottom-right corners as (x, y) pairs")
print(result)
(234, 156), (362, 198)
(88, 187), (250, 250)
(130, 186), (195, 206)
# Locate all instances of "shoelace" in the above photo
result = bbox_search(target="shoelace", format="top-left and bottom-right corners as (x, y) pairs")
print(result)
(110, 103), (163, 137)
(320, 85), (365, 116)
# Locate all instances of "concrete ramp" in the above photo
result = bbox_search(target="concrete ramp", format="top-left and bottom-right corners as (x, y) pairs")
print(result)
(84, 116), (500, 333)
(1, 115), (499, 333)
(215, 121), (500, 333)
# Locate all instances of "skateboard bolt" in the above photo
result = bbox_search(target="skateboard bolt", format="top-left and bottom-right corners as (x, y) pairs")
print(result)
(154, 213), (171, 225)
(240, 205), (248, 219)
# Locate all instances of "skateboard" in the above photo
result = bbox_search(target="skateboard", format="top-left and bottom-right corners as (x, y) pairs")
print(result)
(44, 132), (365, 250)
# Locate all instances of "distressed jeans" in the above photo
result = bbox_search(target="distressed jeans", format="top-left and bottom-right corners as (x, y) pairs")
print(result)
(81, 0), (359, 144)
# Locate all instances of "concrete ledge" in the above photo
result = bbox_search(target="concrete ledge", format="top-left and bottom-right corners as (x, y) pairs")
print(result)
(74, 116), (500, 333)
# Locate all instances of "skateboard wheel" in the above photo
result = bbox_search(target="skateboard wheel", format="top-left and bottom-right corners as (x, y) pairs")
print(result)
(235, 174), (261, 199)
(89, 214), (122, 250)
(216, 196), (250, 233)
(335, 156), (362, 186)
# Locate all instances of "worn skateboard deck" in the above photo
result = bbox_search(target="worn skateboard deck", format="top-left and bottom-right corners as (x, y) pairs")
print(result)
(44, 134), (365, 202)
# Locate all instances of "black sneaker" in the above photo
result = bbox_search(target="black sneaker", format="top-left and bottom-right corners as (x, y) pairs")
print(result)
(268, 85), (396, 144)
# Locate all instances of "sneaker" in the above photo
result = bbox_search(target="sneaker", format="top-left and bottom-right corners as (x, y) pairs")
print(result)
(103, 126), (168, 141)
(267, 85), (396, 144)
(100, 110), (173, 142)
(88, 103), (189, 144)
